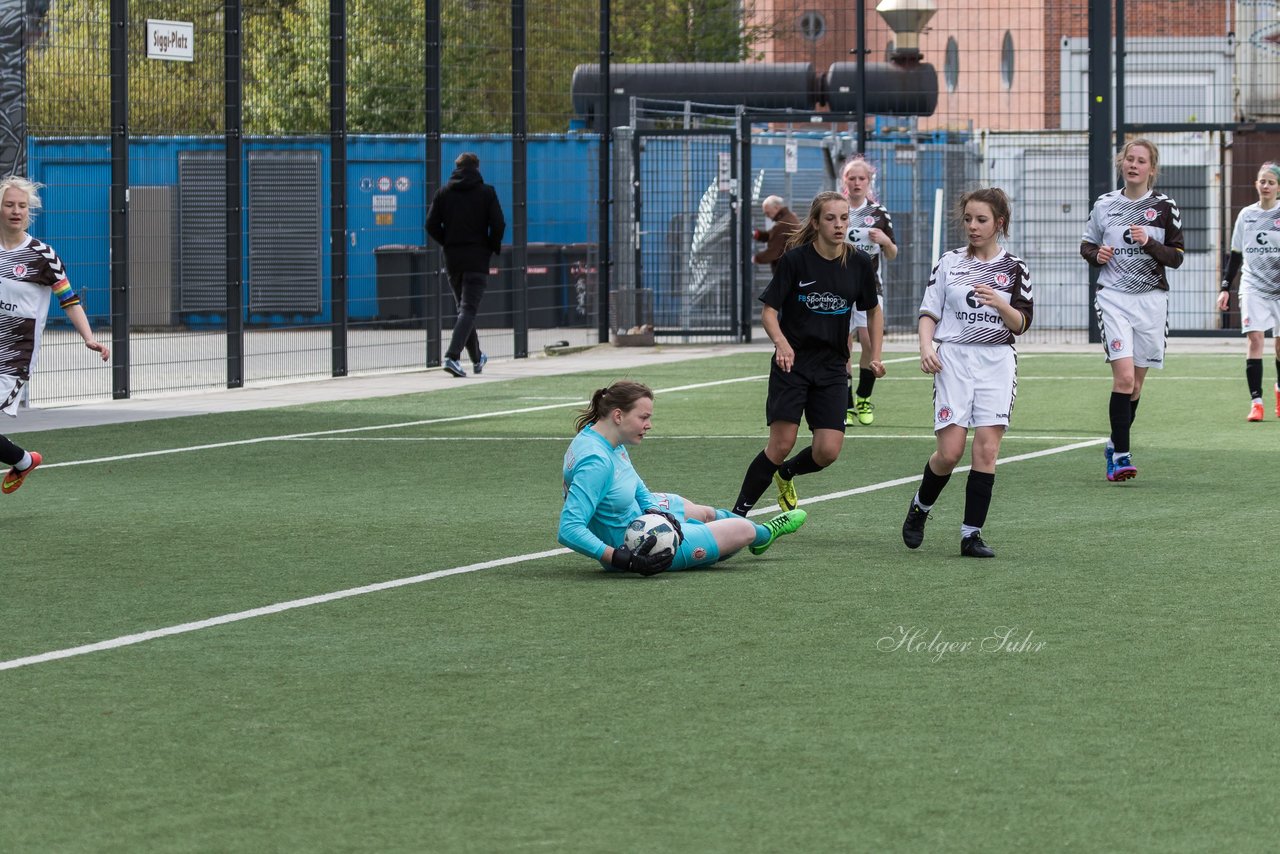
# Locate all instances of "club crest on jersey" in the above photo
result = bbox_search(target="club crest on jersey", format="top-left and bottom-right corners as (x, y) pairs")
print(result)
(1144, 208), (1157, 221)
(863, 215), (875, 226)
(1274, 219), (1280, 229)
(692, 547), (707, 561)
(937, 405), (953, 423)
(994, 273), (1009, 287)
(1110, 338), (1124, 352)
(12, 264), (26, 278)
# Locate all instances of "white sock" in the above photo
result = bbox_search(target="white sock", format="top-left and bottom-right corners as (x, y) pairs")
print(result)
(913, 492), (934, 513)
(961, 524), (981, 539)
(16, 451), (32, 471)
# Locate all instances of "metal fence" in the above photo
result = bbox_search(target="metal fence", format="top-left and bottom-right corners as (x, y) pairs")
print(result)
(3, 1), (1269, 405)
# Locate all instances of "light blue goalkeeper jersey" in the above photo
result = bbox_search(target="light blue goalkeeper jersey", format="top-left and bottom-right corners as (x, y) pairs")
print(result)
(558, 425), (658, 561)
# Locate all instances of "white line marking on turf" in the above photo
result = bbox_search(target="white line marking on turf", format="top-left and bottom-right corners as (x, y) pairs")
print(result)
(0, 435), (1106, 672)
(33, 361), (929, 473)
(285, 433), (1103, 442)
(34, 375), (763, 470)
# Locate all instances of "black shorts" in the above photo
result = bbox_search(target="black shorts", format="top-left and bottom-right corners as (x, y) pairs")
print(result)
(765, 360), (848, 431)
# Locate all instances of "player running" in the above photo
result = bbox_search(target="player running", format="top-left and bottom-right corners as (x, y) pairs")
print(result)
(901, 187), (1033, 558)
(840, 155), (897, 426)
(0, 175), (110, 495)
(730, 191), (884, 518)
(559, 381), (806, 576)
(1081, 138), (1185, 482)
(1216, 161), (1280, 421)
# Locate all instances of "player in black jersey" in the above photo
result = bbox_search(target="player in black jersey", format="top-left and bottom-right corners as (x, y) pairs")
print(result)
(840, 156), (897, 425)
(1081, 138), (1184, 482)
(901, 188), (1033, 558)
(1216, 162), (1280, 421)
(731, 191), (884, 519)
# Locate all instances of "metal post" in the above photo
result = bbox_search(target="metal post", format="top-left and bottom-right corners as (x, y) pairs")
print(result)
(739, 111), (753, 343)
(597, 0), (611, 344)
(109, 0), (129, 398)
(856, 0), (867, 153)
(329, 0), (348, 377)
(424, 0), (442, 366)
(1087, 0), (1113, 345)
(224, 0), (244, 388)
(511, 0), (529, 358)
(1115, 0), (1125, 151)
(0, 0), (27, 176)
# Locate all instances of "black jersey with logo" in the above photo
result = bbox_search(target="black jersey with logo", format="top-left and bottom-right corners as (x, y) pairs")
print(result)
(760, 243), (878, 367)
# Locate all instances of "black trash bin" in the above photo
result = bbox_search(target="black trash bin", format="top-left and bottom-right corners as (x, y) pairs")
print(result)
(560, 243), (598, 328)
(526, 243), (565, 328)
(374, 245), (429, 328)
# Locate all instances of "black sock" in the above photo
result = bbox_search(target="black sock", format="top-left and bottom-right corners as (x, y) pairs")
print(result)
(1109, 392), (1132, 452)
(1129, 396), (1140, 425)
(1275, 358), (1280, 390)
(855, 367), (876, 399)
(0, 434), (24, 467)
(963, 470), (996, 530)
(778, 446), (824, 481)
(916, 461), (952, 508)
(1247, 359), (1263, 401)
(732, 450), (780, 516)
(847, 377), (855, 409)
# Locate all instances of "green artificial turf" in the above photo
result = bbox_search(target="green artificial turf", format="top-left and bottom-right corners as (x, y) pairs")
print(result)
(2, 352), (1276, 852)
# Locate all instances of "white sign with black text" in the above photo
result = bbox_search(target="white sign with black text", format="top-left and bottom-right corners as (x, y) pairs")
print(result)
(147, 20), (194, 62)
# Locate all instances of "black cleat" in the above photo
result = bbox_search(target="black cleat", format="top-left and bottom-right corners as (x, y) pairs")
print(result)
(960, 533), (995, 558)
(902, 501), (929, 549)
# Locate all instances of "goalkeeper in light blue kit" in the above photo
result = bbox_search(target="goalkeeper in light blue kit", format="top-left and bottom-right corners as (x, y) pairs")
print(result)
(558, 381), (807, 576)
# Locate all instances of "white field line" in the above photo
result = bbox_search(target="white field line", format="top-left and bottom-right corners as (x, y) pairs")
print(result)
(31, 357), (926, 473)
(1, 435), (1106, 673)
(284, 433), (1102, 442)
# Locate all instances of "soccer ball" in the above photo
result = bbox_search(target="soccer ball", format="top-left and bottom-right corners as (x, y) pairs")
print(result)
(624, 513), (680, 558)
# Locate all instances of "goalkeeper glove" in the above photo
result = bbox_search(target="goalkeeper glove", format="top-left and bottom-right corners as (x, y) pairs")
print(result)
(610, 540), (672, 576)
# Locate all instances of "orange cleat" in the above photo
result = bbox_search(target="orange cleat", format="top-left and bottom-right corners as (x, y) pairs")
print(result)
(2, 451), (42, 494)
(1248, 401), (1265, 422)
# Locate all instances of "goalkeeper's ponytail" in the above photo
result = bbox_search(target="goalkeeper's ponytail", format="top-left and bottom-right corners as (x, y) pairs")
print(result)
(574, 381), (654, 433)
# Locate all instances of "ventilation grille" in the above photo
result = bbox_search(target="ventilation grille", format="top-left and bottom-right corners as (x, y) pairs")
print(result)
(177, 151), (227, 313)
(247, 150), (322, 314)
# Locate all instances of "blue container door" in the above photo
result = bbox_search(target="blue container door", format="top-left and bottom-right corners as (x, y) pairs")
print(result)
(347, 160), (426, 322)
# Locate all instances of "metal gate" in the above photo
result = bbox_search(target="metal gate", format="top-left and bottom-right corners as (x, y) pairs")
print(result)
(629, 128), (744, 341)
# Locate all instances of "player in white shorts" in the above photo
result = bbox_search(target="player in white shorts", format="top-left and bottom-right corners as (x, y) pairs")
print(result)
(0, 175), (110, 496)
(840, 155), (896, 426)
(1216, 161), (1280, 422)
(901, 188), (1033, 559)
(1081, 138), (1184, 483)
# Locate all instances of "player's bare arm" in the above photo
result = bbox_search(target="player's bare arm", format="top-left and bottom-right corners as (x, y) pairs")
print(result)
(762, 306), (794, 372)
(918, 315), (942, 374)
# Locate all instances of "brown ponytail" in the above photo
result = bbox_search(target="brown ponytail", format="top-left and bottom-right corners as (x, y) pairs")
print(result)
(574, 381), (654, 433)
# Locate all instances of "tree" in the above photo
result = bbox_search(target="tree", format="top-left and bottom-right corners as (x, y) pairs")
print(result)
(24, 0), (769, 137)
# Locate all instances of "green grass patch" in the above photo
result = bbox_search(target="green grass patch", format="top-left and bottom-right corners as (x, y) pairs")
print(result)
(2, 352), (1277, 852)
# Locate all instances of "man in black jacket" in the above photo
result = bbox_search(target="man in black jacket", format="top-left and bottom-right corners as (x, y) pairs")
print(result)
(426, 152), (506, 377)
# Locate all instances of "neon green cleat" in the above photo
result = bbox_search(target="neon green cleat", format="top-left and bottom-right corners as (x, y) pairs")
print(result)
(845, 408), (858, 426)
(773, 471), (798, 511)
(749, 508), (808, 555)
(854, 396), (875, 425)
